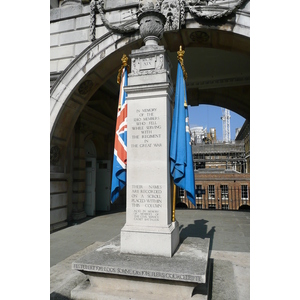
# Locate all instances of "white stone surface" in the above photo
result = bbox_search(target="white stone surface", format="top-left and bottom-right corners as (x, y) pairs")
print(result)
(50, 34), (59, 47)
(50, 18), (76, 34)
(121, 222), (179, 257)
(57, 58), (74, 71)
(75, 15), (91, 30)
(120, 46), (178, 257)
(51, 44), (74, 60)
(72, 236), (210, 299)
(59, 29), (89, 46)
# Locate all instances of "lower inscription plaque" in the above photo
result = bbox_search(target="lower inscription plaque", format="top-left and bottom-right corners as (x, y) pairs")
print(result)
(130, 184), (164, 223)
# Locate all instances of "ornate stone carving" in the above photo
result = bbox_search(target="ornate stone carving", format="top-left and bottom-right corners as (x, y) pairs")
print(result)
(89, 0), (247, 40)
(160, 0), (183, 31)
(139, 0), (161, 12)
(78, 80), (93, 95)
(137, 9), (166, 44)
(90, 0), (97, 41)
(186, 0), (247, 20)
(130, 54), (167, 77)
(50, 145), (61, 165)
(190, 31), (209, 43)
(90, 0), (139, 41)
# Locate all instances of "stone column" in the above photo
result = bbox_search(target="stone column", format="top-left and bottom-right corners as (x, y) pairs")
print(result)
(120, 8), (179, 257)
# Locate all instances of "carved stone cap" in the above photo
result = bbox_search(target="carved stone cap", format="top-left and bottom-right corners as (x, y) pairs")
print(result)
(138, 9), (166, 46)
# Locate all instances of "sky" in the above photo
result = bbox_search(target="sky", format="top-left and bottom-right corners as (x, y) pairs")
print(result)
(188, 104), (246, 141)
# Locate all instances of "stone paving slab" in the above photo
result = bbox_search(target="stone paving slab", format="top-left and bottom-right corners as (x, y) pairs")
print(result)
(73, 235), (210, 284)
(50, 210), (250, 300)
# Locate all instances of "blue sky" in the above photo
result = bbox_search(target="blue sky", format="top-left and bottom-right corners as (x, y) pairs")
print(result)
(188, 104), (246, 141)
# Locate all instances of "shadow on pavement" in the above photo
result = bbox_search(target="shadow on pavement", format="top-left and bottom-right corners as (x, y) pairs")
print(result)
(179, 219), (216, 251)
(50, 292), (70, 300)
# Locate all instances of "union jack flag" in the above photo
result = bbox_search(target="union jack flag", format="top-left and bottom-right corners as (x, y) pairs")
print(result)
(111, 66), (128, 203)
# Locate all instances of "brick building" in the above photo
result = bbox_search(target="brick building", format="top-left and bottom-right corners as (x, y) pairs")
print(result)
(178, 122), (250, 210)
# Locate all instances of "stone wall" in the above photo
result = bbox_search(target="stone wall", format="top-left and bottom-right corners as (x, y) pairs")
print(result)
(50, 4), (93, 78)
(50, 178), (69, 231)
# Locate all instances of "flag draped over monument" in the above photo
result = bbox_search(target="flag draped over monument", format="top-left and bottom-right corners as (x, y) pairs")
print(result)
(111, 55), (128, 203)
(170, 47), (196, 206)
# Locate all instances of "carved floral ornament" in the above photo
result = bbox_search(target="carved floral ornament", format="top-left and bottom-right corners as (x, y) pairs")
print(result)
(90, 0), (247, 41)
(78, 80), (93, 95)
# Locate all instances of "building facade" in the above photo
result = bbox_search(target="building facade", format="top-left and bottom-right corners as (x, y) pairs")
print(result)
(50, 0), (250, 231)
(178, 131), (250, 210)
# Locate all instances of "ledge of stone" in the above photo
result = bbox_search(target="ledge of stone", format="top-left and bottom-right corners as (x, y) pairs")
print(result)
(72, 235), (210, 284)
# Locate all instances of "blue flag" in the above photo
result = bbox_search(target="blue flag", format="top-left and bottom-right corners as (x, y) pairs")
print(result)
(170, 62), (195, 206)
(111, 67), (128, 203)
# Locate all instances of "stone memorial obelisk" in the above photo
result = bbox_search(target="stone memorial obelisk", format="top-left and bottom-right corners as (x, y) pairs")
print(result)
(120, 3), (179, 257)
(71, 4), (211, 299)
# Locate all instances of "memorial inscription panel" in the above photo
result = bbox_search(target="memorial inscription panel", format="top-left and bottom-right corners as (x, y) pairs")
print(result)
(126, 97), (170, 227)
(130, 184), (165, 223)
(130, 106), (163, 150)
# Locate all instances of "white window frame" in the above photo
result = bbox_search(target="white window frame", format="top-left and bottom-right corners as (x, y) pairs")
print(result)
(208, 185), (215, 199)
(221, 185), (229, 200)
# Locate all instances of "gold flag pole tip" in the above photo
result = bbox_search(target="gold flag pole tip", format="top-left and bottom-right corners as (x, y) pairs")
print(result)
(117, 54), (129, 84)
(177, 46), (187, 81)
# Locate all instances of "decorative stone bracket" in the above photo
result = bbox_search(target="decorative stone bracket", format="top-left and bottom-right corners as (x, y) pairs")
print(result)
(90, 0), (247, 41)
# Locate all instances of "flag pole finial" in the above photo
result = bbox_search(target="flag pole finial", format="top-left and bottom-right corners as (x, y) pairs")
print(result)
(117, 54), (129, 84)
(177, 46), (187, 81)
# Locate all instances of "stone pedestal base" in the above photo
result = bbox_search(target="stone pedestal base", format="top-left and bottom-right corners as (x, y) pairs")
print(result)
(121, 221), (179, 257)
(72, 236), (211, 300)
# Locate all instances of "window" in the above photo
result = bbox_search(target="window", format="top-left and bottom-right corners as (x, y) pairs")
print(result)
(241, 185), (248, 199)
(196, 185), (203, 199)
(208, 204), (216, 210)
(208, 185), (215, 199)
(197, 204), (202, 209)
(221, 185), (229, 200)
(179, 188), (185, 198)
(222, 204), (229, 210)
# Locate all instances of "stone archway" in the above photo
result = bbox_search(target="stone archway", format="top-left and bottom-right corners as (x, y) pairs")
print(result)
(50, 28), (249, 148)
(50, 13), (249, 229)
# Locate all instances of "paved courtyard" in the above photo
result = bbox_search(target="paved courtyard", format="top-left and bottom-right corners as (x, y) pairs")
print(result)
(50, 209), (250, 299)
